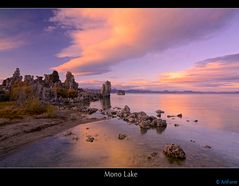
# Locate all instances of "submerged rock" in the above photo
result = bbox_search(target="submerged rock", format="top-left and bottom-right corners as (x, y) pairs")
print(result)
(86, 135), (95, 142)
(156, 109), (165, 114)
(118, 133), (127, 140)
(156, 109), (165, 118)
(167, 115), (175, 118)
(177, 113), (182, 118)
(163, 144), (186, 160)
(150, 152), (158, 157)
(204, 145), (212, 149)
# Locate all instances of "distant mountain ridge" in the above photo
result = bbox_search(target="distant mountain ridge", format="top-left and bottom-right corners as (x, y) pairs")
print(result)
(110, 88), (239, 94)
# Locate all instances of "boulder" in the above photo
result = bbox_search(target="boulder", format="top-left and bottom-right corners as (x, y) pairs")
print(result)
(122, 105), (130, 113)
(163, 144), (186, 159)
(151, 118), (167, 127)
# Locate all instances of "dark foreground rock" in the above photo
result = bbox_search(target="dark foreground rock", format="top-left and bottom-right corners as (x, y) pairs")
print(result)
(163, 144), (186, 160)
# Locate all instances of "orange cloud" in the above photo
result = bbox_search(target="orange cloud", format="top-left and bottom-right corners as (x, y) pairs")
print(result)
(159, 53), (239, 91)
(50, 8), (236, 76)
(78, 53), (239, 91)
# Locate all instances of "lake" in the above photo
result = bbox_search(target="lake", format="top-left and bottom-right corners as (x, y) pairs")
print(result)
(0, 93), (238, 167)
(92, 93), (239, 133)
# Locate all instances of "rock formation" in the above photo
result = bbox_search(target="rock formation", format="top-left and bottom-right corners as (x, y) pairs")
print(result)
(101, 105), (167, 130)
(64, 71), (78, 90)
(101, 81), (111, 97)
(1, 68), (103, 106)
(2, 68), (23, 89)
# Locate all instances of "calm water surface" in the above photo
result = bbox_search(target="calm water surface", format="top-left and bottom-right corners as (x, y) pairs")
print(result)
(93, 93), (239, 133)
(0, 93), (238, 167)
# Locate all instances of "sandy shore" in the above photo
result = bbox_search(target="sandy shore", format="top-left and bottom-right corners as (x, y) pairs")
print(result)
(0, 109), (105, 158)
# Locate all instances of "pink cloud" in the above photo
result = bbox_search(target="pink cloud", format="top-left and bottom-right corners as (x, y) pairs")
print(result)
(0, 37), (25, 52)
(50, 8), (237, 76)
(159, 53), (239, 91)
(78, 53), (239, 91)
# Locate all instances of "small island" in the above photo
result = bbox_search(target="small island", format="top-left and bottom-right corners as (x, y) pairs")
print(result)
(117, 90), (125, 95)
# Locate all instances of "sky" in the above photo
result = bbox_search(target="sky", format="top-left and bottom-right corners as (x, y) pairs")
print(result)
(1, 8), (239, 91)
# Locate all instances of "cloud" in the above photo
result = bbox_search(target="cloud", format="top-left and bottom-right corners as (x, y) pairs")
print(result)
(44, 25), (56, 32)
(78, 53), (239, 91)
(50, 8), (237, 76)
(159, 53), (239, 91)
(0, 37), (25, 52)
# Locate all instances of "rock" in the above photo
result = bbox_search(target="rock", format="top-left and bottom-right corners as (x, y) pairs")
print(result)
(100, 97), (111, 110)
(167, 115), (175, 118)
(186, 120), (190, 122)
(151, 152), (158, 157)
(156, 113), (161, 118)
(127, 115), (136, 123)
(153, 119), (167, 127)
(122, 105), (130, 113)
(190, 140), (195, 143)
(86, 127), (89, 130)
(174, 124), (180, 127)
(194, 120), (198, 122)
(111, 111), (117, 115)
(118, 133), (127, 140)
(117, 90), (125, 95)
(86, 135), (94, 142)
(69, 113), (78, 121)
(72, 136), (79, 141)
(64, 71), (78, 90)
(156, 109), (165, 114)
(2, 68), (22, 89)
(147, 156), (152, 160)
(204, 145), (211, 149)
(163, 144), (186, 159)
(64, 131), (73, 136)
(24, 75), (34, 84)
(136, 111), (147, 121)
(139, 120), (151, 129)
(101, 80), (111, 97)
(177, 113), (182, 118)
(87, 108), (98, 115)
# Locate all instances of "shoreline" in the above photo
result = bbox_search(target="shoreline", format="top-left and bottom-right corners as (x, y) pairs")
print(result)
(0, 109), (105, 159)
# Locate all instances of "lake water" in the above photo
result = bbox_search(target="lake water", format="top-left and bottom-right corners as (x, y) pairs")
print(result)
(93, 93), (239, 133)
(0, 93), (238, 167)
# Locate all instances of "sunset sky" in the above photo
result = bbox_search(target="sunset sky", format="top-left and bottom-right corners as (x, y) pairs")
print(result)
(1, 8), (239, 91)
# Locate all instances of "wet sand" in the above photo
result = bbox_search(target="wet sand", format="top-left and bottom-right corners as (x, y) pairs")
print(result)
(0, 118), (238, 167)
(0, 109), (105, 159)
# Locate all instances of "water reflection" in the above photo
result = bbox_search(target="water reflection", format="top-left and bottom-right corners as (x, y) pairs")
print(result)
(140, 127), (148, 135)
(156, 126), (167, 134)
(100, 97), (111, 110)
(109, 94), (239, 133)
(140, 126), (167, 135)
